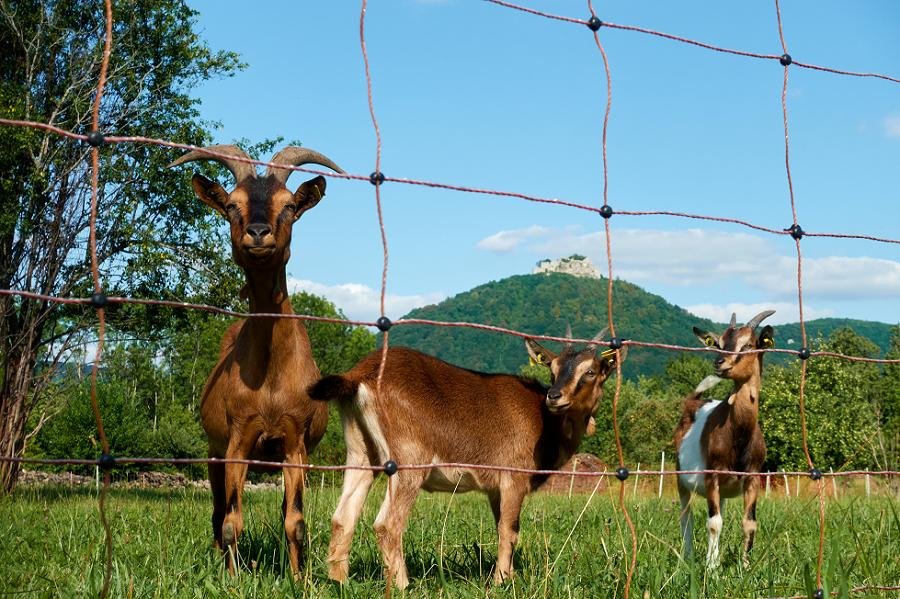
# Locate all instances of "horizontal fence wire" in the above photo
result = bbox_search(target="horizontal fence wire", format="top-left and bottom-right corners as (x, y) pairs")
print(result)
(3, 456), (899, 481)
(1, 0), (899, 597)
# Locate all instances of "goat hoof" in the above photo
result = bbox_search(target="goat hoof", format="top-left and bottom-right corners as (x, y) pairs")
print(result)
(222, 522), (236, 548)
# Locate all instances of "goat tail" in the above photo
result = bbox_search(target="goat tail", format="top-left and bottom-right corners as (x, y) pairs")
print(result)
(307, 375), (359, 404)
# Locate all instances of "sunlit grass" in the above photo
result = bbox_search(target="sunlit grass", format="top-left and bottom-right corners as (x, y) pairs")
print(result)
(0, 475), (897, 598)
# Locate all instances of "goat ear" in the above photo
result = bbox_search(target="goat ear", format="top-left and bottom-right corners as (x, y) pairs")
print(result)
(598, 346), (626, 375)
(191, 174), (229, 217)
(756, 325), (775, 349)
(525, 339), (556, 367)
(693, 326), (719, 348)
(292, 176), (327, 220)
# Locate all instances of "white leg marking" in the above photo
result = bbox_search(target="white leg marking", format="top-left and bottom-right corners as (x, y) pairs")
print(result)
(706, 513), (723, 568)
(679, 489), (694, 560)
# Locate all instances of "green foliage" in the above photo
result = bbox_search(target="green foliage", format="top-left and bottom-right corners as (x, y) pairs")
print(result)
(30, 292), (375, 473)
(291, 293), (376, 376)
(761, 329), (882, 471)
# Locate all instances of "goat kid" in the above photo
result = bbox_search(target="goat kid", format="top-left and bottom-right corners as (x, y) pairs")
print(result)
(674, 310), (775, 568)
(307, 330), (626, 589)
(169, 144), (342, 576)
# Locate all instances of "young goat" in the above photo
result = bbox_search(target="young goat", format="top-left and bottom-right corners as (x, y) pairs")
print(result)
(307, 331), (626, 589)
(169, 144), (343, 575)
(674, 310), (775, 568)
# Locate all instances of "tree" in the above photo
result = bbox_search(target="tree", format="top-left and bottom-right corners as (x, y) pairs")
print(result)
(761, 330), (881, 471)
(0, 0), (242, 492)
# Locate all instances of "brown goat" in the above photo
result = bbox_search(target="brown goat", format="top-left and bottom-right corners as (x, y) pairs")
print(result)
(169, 144), (343, 575)
(674, 310), (775, 568)
(307, 330), (626, 588)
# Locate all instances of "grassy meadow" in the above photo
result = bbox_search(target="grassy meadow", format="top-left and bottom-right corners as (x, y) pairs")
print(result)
(0, 474), (897, 598)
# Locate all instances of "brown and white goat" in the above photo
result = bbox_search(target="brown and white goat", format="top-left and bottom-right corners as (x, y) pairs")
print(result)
(169, 144), (343, 575)
(674, 310), (775, 568)
(307, 331), (626, 588)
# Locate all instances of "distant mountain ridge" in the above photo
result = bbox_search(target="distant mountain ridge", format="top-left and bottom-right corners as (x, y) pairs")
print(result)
(387, 272), (895, 379)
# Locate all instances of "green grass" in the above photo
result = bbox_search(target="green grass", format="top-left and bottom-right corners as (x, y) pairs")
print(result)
(0, 476), (897, 598)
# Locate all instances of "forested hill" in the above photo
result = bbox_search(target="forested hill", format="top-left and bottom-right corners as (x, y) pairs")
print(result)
(388, 273), (716, 379)
(387, 273), (895, 379)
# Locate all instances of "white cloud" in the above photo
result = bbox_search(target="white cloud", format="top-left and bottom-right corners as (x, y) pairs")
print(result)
(884, 115), (900, 139)
(476, 225), (554, 252)
(477, 225), (900, 301)
(684, 302), (834, 326)
(287, 278), (445, 324)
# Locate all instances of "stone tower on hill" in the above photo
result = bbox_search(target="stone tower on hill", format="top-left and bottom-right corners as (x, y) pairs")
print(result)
(532, 255), (601, 279)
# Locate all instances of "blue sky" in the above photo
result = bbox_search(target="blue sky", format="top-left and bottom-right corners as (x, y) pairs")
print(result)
(184, 1), (899, 327)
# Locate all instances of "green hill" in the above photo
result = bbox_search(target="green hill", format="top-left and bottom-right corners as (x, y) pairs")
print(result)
(387, 273), (895, 378)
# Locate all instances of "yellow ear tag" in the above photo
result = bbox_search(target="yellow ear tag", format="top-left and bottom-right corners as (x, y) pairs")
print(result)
(529, 352), (543, 367)
(764, 337), (775, 348)
(313, 186), (323, 200)
(705, 337), (716, 347)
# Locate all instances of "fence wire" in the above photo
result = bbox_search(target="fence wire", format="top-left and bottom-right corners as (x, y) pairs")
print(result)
(1, 1), (899, 598)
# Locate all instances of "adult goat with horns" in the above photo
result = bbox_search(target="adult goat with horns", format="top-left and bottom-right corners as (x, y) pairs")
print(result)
(169, 144), (343, 576)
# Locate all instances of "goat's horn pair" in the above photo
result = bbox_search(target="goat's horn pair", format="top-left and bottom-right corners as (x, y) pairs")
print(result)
(745, 309), (775, 331)
(266, 146), (345, 184)
(167, 145), (345, 185)
(729, 313), (737, 328)
(167, 144), (255, 183)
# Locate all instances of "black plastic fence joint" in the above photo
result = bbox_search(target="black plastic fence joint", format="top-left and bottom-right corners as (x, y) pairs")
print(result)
(785, 223), (804, 240)
(812, 589), (824, 599)
(608, 337), (623, 350)
(616, 467), (629, 481)
(587, 16), (603, 31)
(85, 130), (105, 147)
(809, 468), (823, 481)
(599, 204), (614, 219)
(376, 316), (392, 332)
(798, 347), (811, 360)
(98, 453), (116, 470)
(779, 53), (792, 66)
(90, 293), (108, 308)
(369, 171), (385, 186)
(383, 460), (398, 476)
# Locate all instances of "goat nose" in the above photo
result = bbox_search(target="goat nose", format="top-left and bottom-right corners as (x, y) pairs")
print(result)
(547, 390), (562, 402)
(714, 356), (726, 367)
(246, 223), (271, 240)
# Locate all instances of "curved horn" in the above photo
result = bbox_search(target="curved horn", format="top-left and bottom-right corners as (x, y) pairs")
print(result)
(564, 323), (573, 349)
(266, 146), (345, 184)
(729, 313), (737, 329)
(167, 144), (255, 183)
(586, 327), (609, 351)
(745, 309), (775, 331)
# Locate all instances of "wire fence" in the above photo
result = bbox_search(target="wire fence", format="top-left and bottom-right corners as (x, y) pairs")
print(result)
(1, 0), (899, 597)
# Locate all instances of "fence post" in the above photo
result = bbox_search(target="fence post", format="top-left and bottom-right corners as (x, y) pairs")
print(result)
(568, 457), (578, 499)
(765, 473), (770, 498)
(658, 451), (665, 499)
(865, 468), (871, 497)
(633, 463), (641, 499)
(783, 470), (790, 497)
(830, 467), (837, 498)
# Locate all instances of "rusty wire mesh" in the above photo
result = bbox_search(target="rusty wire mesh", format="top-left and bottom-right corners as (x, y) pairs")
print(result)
(1, 1), (899, 597)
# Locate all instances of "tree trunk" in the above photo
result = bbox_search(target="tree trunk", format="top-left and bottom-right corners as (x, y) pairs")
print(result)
(0, 345), (38, 494)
